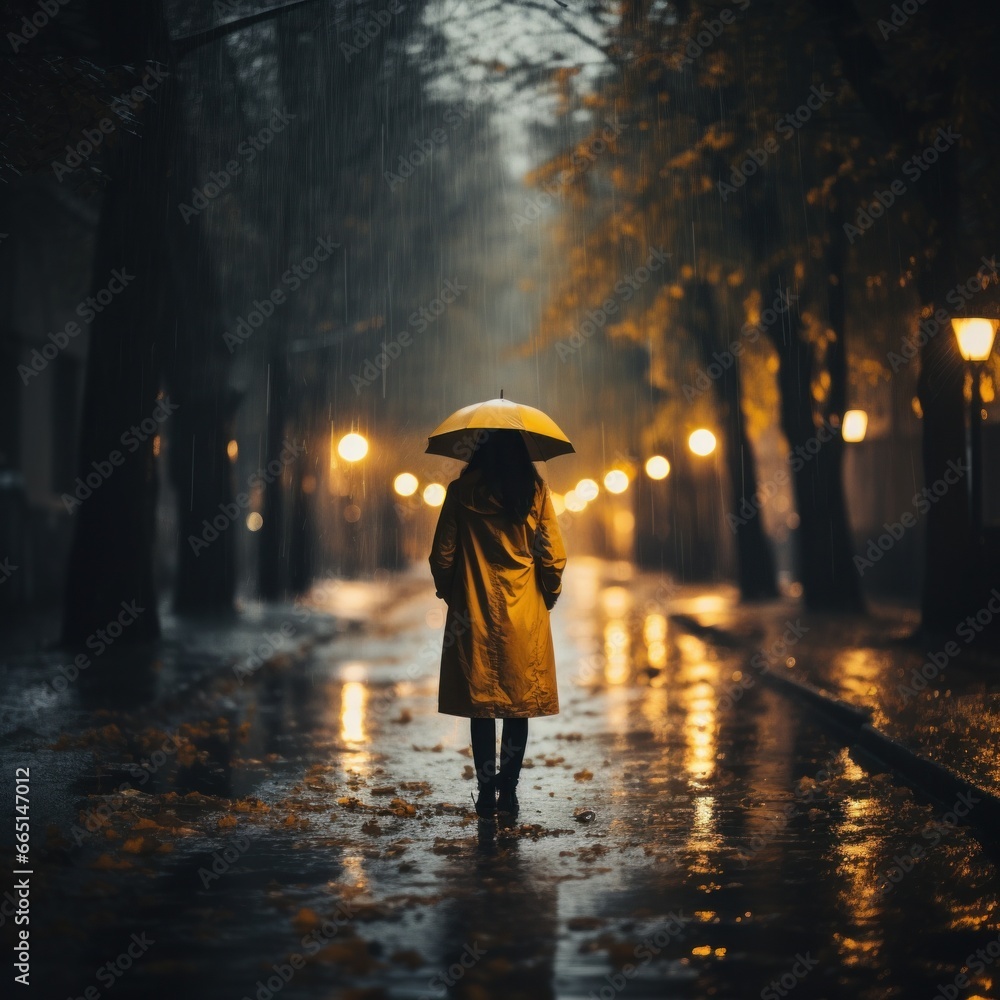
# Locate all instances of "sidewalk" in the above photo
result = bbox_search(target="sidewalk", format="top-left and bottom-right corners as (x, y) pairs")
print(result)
(6, 562), (1000, 999)
(668, 589), (1000, 821)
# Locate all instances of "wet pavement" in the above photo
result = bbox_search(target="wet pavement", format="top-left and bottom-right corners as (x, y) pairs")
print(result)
(3, 560), (1000, 999)
(680, 591), (1000, 805)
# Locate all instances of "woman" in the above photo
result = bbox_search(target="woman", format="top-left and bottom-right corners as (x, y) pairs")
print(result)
(429, 430), (567, 819)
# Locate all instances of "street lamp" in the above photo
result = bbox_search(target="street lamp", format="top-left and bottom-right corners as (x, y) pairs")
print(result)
(645, 455), (670, 480)
(842, 410), (868, 443)
(338, 432), (369, 462)
(393, 472), (418, 497)
(604, 469), (630, 494)
(952, 317), (998, 539)
(423, 482), (446, 507)
(688, 429), (717, 456)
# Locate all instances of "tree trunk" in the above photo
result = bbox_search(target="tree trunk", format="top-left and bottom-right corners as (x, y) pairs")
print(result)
(694, 282), (779, 600)
(258, 350), (289, 600)
(161, 129), (240, 616)
(810, 0), (970, 628)
(766, 273), (864, 613)
(167, 396), (240, 614)
(61, 10), (174, 646)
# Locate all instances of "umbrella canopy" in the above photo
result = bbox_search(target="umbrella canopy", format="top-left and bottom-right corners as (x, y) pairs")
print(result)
(426, 397), (575, 462)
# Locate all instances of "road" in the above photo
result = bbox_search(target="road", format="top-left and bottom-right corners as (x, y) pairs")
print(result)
(4, 558), (1000, 999)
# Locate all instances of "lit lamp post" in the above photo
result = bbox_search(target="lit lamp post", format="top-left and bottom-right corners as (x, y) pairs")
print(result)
(951, 318), (998, 539)
(841, 409), (868, 444)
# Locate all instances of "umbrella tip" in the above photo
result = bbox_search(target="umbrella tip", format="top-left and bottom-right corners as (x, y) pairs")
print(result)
(500, 388), (504, 399)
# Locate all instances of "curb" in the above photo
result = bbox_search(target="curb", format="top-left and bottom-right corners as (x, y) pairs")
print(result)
(669, 612), (1000, 838)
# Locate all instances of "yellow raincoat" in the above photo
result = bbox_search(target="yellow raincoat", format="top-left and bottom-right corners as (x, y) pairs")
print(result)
(429, 467), (567, 718)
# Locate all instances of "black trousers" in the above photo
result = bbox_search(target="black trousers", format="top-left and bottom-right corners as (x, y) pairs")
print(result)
(470, 718), (528, 785)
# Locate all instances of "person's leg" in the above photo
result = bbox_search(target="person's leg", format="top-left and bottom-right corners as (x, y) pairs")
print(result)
(499, 718), (528, 778)
(497, 718), (528, 815)
(470, 718), (497, 782)
(470, 718), (497, 816)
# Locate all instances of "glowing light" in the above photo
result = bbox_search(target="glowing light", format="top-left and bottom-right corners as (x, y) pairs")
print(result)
(564, 490), (586, 512)
(613, 510), (634, 535)
(550, 492), (566, 515)
(341, 681), (367, 744)
(394, 472), (418, 497)
(227, 439), (239, 461)
(604, 469), (630, 494)
(246, 512), (263, 531)
(842, 410), (868, 443)
(601, 586), (630, 616)
(644, 614), (667, 644)
(576, 478), (599, 501)
(604, 620), (630, 685)
(423, 482), (446, 506)
(337, 432), (369, 462)
(688, 429), (717, 456)
(645, 455), (670, 479)
(952, 317), (999, 362)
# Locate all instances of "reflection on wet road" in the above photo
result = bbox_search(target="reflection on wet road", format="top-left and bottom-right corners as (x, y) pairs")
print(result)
(15, 558), (1000, 999)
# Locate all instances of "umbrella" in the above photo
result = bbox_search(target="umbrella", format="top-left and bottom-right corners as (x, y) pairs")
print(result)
(426, 395), (575, 462)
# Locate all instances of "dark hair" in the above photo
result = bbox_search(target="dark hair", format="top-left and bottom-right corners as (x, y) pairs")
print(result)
(463, 430), (543, 522)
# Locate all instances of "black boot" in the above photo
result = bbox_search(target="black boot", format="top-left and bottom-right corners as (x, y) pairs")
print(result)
(474, 779), (497, 818)
(495, 775), (519, 818)
(496, 718), (526, 818)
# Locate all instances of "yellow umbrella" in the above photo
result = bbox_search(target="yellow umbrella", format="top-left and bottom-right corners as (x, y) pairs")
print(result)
(426, 395), (575, 462)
